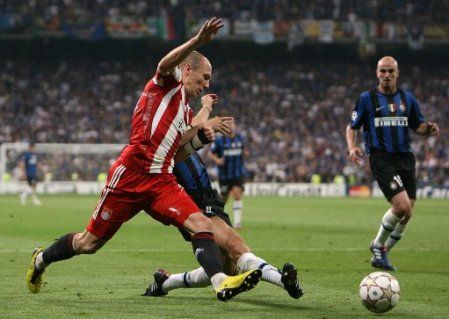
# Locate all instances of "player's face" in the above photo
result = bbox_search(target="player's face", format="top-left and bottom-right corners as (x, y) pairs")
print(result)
(184, 60), (212, 98)
(376, 62), (399, 90)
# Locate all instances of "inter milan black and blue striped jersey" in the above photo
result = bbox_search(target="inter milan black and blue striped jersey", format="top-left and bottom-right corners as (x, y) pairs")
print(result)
(211, 134), (247, 181)
(174, 152), (213, 193)
(21, 151), (38, 177)
(350, 89), (424, 154)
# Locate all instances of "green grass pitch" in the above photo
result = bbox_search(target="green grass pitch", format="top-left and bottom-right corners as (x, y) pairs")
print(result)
(1, 195), (448, 318)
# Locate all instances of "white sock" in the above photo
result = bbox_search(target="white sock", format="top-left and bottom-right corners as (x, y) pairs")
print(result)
(20, 189), (30, 203)
(237, 252), (283, 288)
(233, 200), (243, 226)
(35, 251), (47, 271)
(373, 208), (401, 247)
(385, 221), (407, 251)
(32, 194), (41, 204)
(162, 267), (211, 292)
(210, 273), (228, 290)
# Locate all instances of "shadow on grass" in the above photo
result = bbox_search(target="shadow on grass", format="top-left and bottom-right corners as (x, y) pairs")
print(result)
(232, 298), (312, 311)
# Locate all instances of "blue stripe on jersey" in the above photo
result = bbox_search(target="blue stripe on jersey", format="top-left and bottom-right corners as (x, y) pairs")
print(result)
(350, 89), (424, 154)
(213, 135), (246, 180)
(22, 152), (37, 176)
(173, 153), (212, 193)
(174, 161), (197, 190)
(190, 153), (211, 188)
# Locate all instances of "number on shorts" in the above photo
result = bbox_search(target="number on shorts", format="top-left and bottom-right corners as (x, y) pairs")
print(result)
(393, 175), (403, 188)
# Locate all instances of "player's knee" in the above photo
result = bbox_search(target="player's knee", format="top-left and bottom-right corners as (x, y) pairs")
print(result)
(74, 235), (103, 254)
(394, 200), (412, 218)
(78, 241), (102, 254)
(232, 187), (243, 200)
(185, 212), (214, 233)
(226, 233), (250, 263)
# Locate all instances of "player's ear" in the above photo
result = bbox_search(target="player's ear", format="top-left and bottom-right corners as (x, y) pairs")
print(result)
(184, 63), (192, 76)
(396, 68), (400, 78)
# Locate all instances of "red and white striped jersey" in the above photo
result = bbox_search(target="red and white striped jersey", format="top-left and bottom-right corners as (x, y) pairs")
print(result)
(120, 67), (193, 174)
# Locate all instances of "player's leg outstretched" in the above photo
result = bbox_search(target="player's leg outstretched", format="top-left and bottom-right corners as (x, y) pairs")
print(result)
(144, 268), (261, 301)
(26, 247), (45, 293)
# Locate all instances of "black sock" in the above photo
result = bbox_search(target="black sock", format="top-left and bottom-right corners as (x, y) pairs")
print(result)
(191, 232), (223, 278)
(42, 233), (77, 264)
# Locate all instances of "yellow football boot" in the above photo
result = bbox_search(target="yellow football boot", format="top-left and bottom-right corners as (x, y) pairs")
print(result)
(215, 269), (261, 301)
(26, 247), (45, 293)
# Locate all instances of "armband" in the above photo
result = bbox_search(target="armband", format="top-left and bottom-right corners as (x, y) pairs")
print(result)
(184, 129), (211, 154)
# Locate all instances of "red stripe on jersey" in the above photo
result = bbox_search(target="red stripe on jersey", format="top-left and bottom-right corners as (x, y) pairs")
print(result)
(162, 133), (182, 174)
(146, 95), (183, 172)
(129, 81), (165, 146)
(122, 69), (189, 173)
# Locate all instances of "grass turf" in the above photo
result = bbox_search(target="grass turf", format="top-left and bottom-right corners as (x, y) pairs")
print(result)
(1, 195), (448, 318)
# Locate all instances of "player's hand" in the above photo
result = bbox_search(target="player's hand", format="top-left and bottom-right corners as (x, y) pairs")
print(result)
(348, 147), (364, 167)
(426, 122), (439, 137)
(197, 123), (215, 143)
(206, 116), (234, 136)
(194, 17), (223, 45)
(201, 94), (218, 110)
(216, 158), (225, 166)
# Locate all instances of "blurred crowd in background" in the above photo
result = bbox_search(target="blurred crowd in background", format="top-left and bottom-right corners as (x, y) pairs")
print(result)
(1, 0), (448, 44)
(1, 59), (447, 187)
(1, 0), (448, 25)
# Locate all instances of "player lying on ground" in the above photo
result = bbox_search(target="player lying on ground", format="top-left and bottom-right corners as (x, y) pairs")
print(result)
(143, 146), (304, 299)
(26, 17), (262, 302)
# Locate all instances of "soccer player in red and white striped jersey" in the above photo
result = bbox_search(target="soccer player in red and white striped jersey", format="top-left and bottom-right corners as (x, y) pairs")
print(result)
(27, 18), (262, 301)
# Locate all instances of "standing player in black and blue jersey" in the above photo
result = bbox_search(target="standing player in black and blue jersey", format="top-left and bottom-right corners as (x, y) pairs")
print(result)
(20, 142), (42, 206)
(346, 56), (439, 271)
(144, 123), (303, 300)
(208, 124), (247, 229)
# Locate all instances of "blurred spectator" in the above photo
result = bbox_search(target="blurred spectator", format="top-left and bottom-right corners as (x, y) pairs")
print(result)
(1, 0), (448, 27)
(0, 59), (447, 186)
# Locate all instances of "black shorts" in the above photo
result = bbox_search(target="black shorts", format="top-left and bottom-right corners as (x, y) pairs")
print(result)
(369, 151), (416, 201)
(26, 176), (37, 187)
(218, 178), (245, 197)
(179, 188), (233, 242)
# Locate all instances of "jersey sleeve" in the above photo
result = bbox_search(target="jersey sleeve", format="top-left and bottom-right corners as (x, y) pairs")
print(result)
(349, 94), (368, 130)
(152, 67), (182, 89)
(408, 93), (425, 130)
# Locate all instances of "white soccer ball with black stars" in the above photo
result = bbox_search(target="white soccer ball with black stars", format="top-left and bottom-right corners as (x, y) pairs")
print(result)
(359, 271), (400, 313)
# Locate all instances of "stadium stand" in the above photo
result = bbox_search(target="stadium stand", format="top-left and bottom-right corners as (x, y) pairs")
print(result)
(0, 59), (447, 186)
(0, 1), (448, 187)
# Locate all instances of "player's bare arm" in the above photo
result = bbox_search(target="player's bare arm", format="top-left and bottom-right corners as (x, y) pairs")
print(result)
(208, 151), (225, 166)
(191, 94), (219, 126)
(414, 121), (440, 137)
(157, 17), (223, 75)
(346, 124), (364, 166)
(179, 122), (214, 145)
(181, 116), (233, 148)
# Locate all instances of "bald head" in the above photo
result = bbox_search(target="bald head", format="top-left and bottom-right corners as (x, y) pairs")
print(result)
(376, 56), (399, 94)
(180, 51), (210, 70)
(377, 56), (398, 70)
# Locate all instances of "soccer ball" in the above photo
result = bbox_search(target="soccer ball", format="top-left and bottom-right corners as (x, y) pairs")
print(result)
(359, 272), (400, 313)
